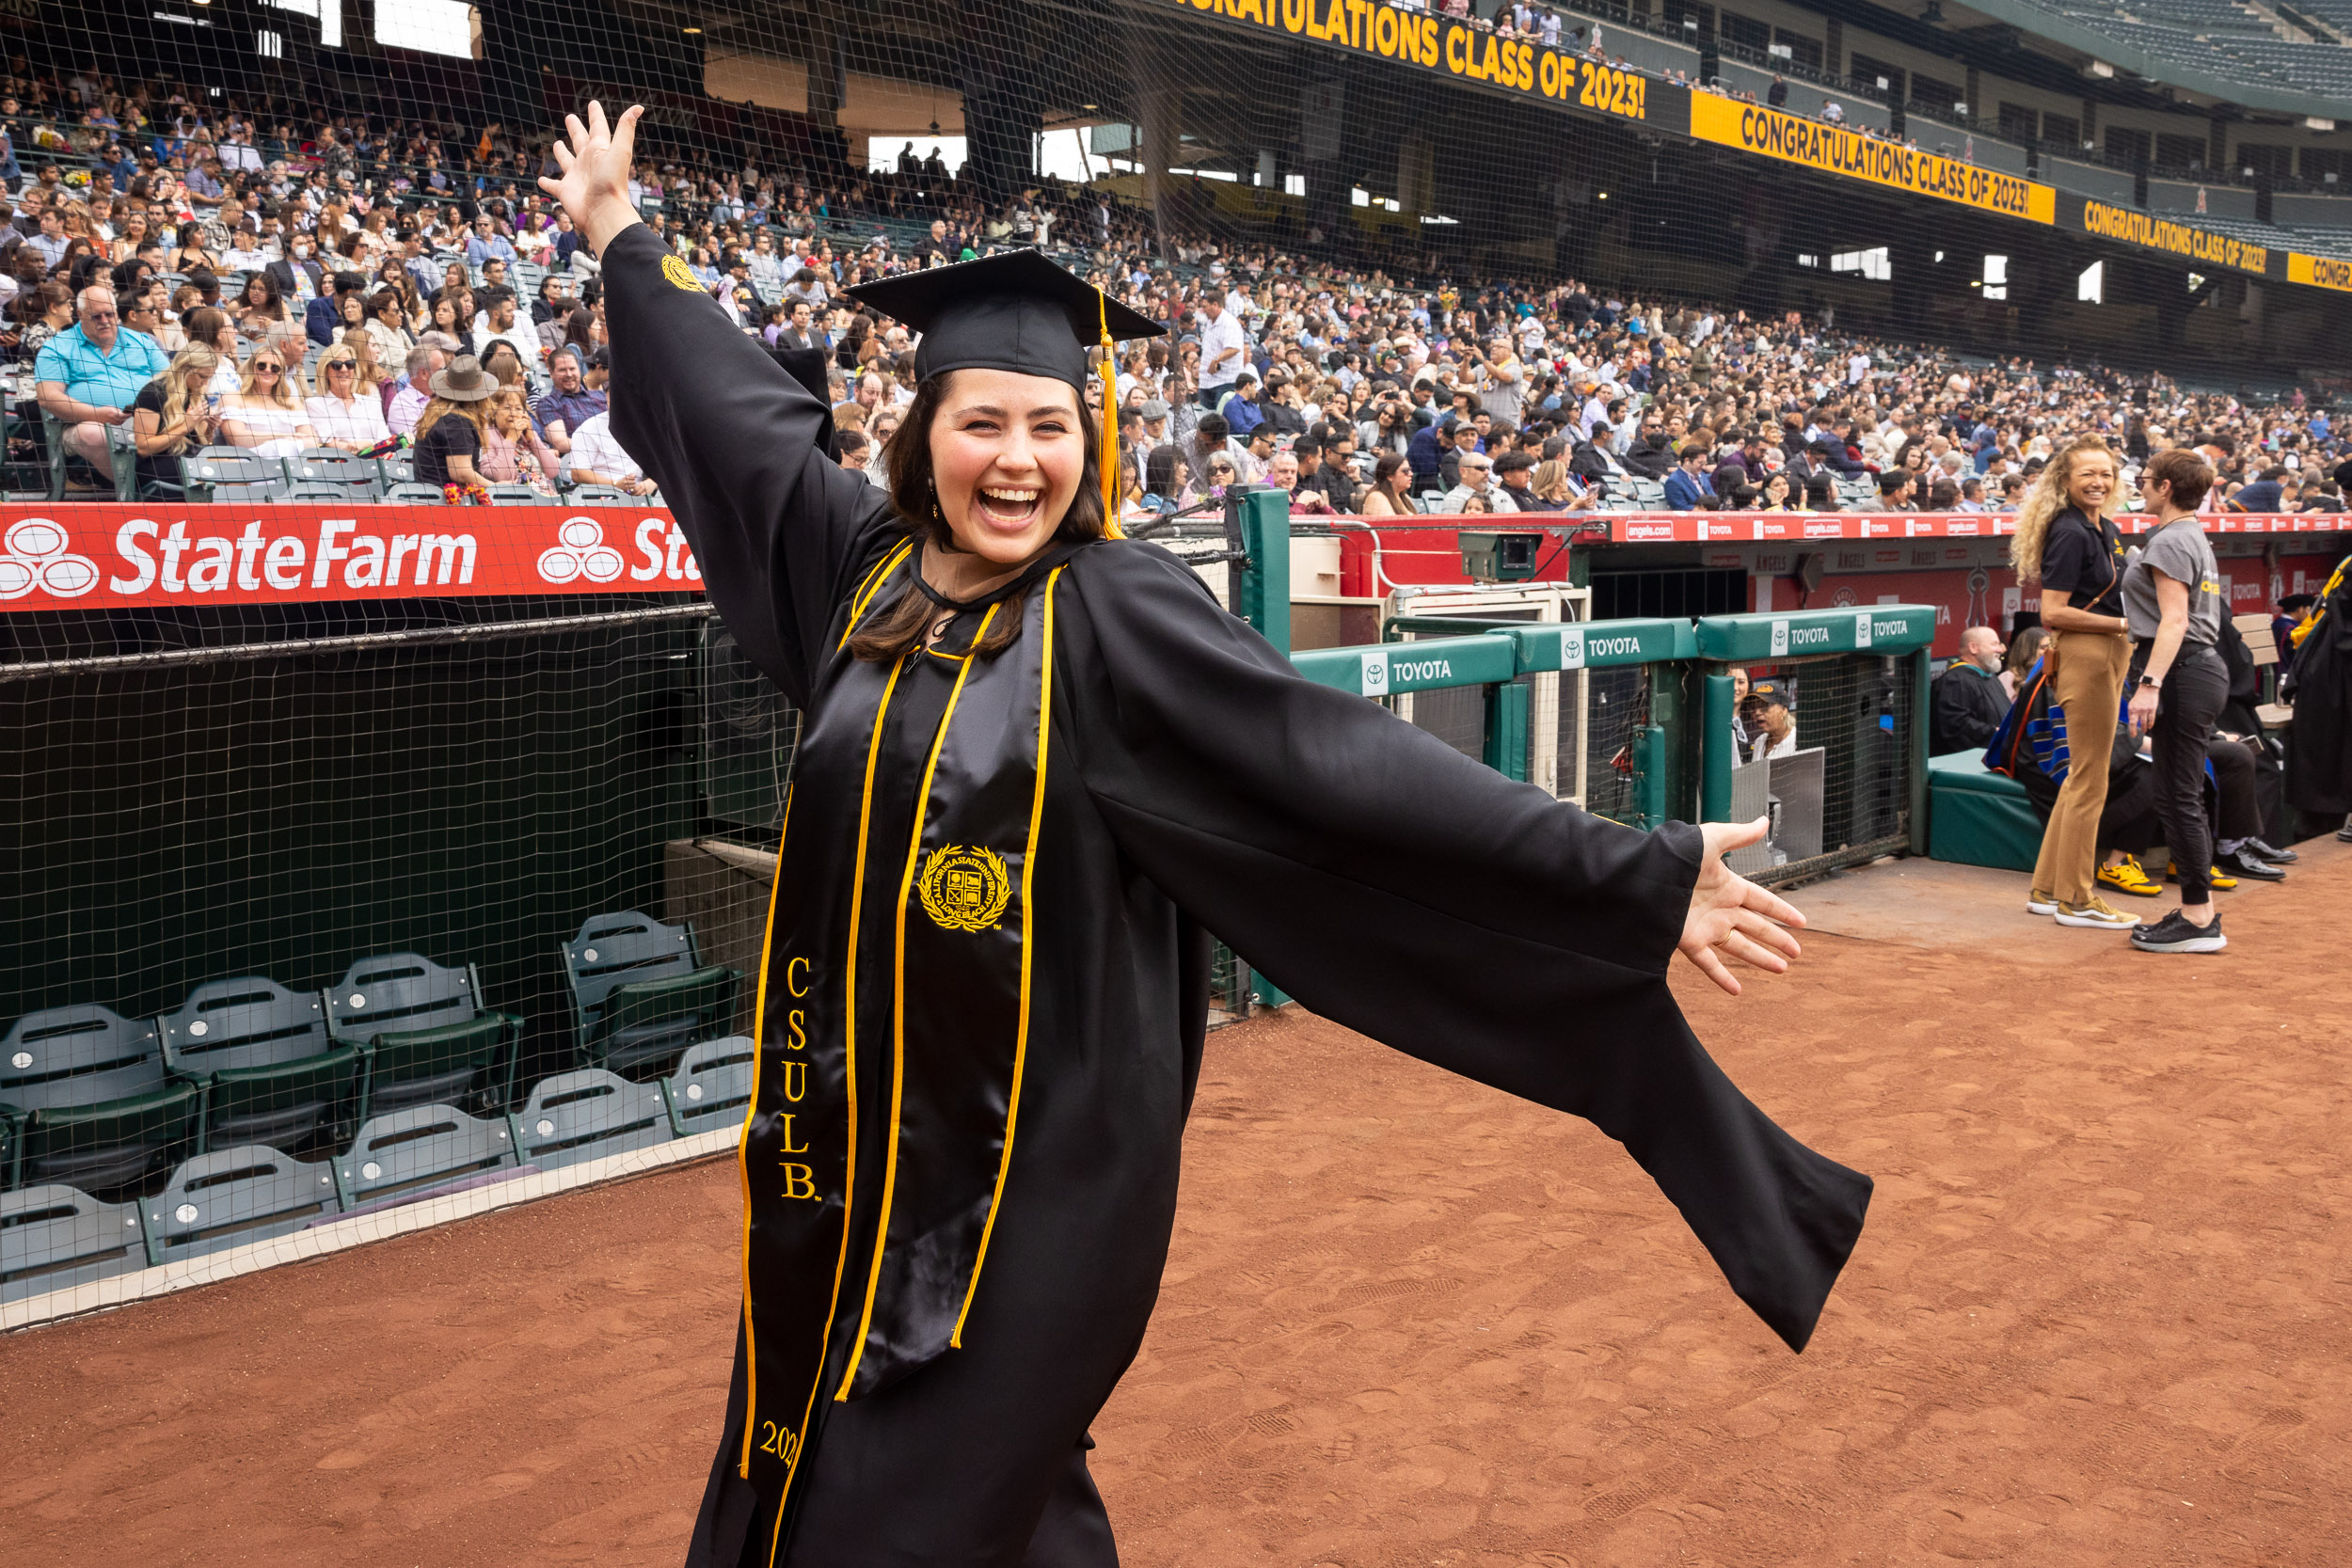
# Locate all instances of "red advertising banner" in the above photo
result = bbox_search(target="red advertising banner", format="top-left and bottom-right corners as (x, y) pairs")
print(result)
(0, 504), (705, 611)
(1603, 512), (2351, 544)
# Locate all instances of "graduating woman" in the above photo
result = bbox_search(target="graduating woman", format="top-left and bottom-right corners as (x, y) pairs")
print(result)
(543, 105), (1870, 1568)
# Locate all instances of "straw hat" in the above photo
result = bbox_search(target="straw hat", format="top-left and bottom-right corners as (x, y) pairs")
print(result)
(429, 354), (495, 402)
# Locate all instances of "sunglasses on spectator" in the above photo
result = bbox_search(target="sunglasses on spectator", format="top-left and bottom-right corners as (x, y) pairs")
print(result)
(253, 361), (284, 372)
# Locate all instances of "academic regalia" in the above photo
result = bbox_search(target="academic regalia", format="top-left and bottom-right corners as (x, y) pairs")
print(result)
(603, 227), (1870, 1568)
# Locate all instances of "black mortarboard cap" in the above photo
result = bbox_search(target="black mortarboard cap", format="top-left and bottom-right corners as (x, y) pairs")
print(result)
(846, 249), (1163, 392)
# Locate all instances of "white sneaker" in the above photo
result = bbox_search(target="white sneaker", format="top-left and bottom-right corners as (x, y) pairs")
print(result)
(2054, 895), (2139, 929)
(2026, 888), (2058, 915)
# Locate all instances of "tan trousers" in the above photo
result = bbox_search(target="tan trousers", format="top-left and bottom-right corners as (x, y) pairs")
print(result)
(2030, 629), (2133, 905)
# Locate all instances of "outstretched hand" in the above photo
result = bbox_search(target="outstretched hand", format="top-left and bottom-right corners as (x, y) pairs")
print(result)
(1677, 816), (1804, 996)
(537, 100), (645, 257)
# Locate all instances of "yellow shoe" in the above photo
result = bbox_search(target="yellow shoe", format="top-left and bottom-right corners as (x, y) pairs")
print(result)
(2097, 856), (2162, 898)
(2169, 859), (2237, 892)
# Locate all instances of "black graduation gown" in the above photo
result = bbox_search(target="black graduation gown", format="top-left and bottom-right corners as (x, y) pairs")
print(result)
(603, 226), (1870, 1568)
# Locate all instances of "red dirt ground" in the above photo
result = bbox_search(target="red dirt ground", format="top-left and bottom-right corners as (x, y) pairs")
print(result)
(4, 848), (2348, 1566)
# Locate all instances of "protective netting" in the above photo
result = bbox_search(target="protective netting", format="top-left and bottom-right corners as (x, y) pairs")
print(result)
(0, 598), (787, 1318)
(1719, 650), (1917, 884)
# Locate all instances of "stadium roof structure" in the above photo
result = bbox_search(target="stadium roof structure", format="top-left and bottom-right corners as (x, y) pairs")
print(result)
(1950, 0), (2352, 120)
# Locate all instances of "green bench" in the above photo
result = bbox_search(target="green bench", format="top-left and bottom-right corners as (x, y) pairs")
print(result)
(1924, 752), (2042, 873)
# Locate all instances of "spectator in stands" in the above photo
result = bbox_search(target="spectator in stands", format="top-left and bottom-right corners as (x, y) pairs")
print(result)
(426, 291), (477, 357)
(775, 298), (824, 353)
(232, 270), (290, 345)
(411, 353), (496, 490)
(2016, 434), (2138, 930)
(217, 342), (319, 457)
(15, 278), (75, 364)
(1437, 450), (1516, 514)
(464, 213), (517, 267)
(389, 340), (451, 436)
(128, 342), (222, 496)
(265, 232), (326, 308)
(363, 287), (412, 367)
(567, 406), (657, 496)
(36, 282), (166, 481)
(534, 344), (605, 456)
(304, 341), (390, 451)
(1196, 293), (1246, 408)
(481, 386), (563, 491)
(1662, 441), (1716, 510)
(1357, 451), (1421, 516)
(309, 270), (364, 346)
(473, 284), (541, 370)
(1931, 626), (2010, 754)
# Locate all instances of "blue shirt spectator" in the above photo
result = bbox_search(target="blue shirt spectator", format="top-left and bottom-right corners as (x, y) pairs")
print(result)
(464, 225), (519, 266)
(36, 306), (168, 412)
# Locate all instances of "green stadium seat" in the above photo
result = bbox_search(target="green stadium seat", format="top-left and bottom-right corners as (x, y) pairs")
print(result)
(41, 408), (139, 501)
(0, 1006), (200, 1194)
(289, 448), (385, 500)
(182, 448), (287, 503)
(485, 483), (543, 505)
(509, 1069), (673, 1169)
(325, 954), (524, 1118)
(158, 977), (361, 1156)
(660, 1036), (756, 1137)
(138, 1146), (343, 1265)
(560, 911), (740, 1079)
(1925, 752), (2043, 873)
(0, 1183), (148, 1304)
(336, 1103), (522, 1208)
(383, 481), (446, 503)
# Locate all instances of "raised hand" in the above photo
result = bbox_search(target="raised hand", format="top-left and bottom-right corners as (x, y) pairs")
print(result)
(536, 101), (644, 256)
(1677, 816), (1805, 996)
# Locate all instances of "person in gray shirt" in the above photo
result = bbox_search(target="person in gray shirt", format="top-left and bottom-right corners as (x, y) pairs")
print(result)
(2121, 449), (2229, 953)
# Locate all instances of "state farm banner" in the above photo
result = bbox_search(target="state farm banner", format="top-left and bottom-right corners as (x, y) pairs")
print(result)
(0, 504), (705, 611)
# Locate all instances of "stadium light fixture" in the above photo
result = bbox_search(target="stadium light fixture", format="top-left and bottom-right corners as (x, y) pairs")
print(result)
(2308, 118), (2336, 132)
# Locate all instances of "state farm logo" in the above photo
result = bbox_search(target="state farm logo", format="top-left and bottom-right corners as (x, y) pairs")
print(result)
(0, 517), (100, 600)
(538, 517), (625, 585)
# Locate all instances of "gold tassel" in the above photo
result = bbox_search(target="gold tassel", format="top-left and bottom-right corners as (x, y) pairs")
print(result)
(1098, 295), (1123, 540)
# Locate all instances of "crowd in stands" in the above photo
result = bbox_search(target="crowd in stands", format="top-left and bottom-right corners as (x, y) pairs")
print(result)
(3, 62), (2348, 515)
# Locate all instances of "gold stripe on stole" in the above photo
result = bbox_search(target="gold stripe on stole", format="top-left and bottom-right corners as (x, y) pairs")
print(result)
(737, 782), (794, 1480)
(759, 652), (907, 1567)
(953, 566), (1062, 1345)
(834, 603), (1001, 1401)
(839, 540), (914, 650)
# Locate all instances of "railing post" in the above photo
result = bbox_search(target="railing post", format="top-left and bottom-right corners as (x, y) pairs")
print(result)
(1909, 647), (1932, 856)
(1700, 672), (1737, 822)
(1484, 680), (1531, 783)
(1633, 723), (1667, 831)
(1229, 485), (1291, 657)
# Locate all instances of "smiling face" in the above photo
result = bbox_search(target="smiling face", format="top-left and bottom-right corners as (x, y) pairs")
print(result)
(2065, 448), (2117, 515)
(927, 369), (1087, 568)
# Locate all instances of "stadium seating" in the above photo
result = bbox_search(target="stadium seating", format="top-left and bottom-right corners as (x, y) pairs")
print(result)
(560, 911), (740, 1079)
(510, 1069), (674, 1170)
(138, 1145), (343, 1265)
(157, 976), (364, 1155)
(181, 448), (286, 504)
(383, 482), (447, 503)
(567, 484), (637, 505)
(0, 1183), (147, 1304)
(325, 953), (524, 1118)
(0, 1006), (200, 1194)
(660, 1037), (757, 1138)
(289, 449), (386, 501)
(337, 1102), (523, 1208)
(41, 409), (138, 503)
(485, 483), (544, 506)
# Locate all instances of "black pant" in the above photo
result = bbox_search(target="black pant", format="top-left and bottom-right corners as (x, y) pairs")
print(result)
(2149, 644), (2228, 903)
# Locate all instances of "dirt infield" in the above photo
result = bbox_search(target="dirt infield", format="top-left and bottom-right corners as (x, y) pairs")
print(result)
(6, 847), (2350, 1565)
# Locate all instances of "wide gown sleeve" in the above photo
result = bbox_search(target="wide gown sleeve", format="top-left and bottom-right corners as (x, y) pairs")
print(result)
(1063, 545), (1870, 1353)
(601, 223), (894, 704)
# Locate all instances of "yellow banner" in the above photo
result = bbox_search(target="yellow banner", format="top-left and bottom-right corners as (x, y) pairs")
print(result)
(2287, 251), (2352, 293)
(1688, 96), (2056, 225)
(2079, 199), (2271, 273)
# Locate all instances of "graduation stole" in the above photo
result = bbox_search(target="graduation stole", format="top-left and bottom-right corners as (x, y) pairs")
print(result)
(734, 540), (1064, 1515)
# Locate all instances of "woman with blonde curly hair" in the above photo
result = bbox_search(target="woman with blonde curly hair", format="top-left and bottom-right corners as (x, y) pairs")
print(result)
(2010, 434), (2137, 929)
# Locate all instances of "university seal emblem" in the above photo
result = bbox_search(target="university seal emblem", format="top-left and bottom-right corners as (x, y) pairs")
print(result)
(915, 845), (1012, 933)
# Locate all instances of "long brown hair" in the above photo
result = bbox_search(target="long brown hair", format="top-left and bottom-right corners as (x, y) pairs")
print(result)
(846, 375), (1108, 663)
